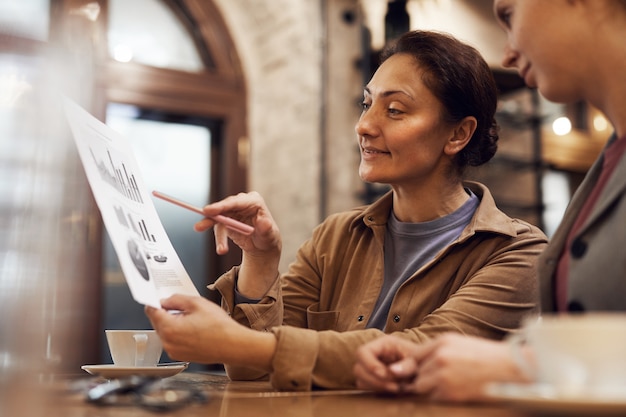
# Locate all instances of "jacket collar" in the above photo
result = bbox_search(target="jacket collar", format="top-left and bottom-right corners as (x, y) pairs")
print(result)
(350, 181), (519, 238)
(580, 133), (626, 233)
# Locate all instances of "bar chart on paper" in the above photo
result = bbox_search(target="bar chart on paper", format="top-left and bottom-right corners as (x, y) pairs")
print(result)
(113, 205), (157, 243)
(64, 96), (201, 308)
(91, 147), (145, 204)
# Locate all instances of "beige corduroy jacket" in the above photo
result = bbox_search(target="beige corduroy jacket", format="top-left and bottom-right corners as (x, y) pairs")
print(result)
(210, 181), (548, 390)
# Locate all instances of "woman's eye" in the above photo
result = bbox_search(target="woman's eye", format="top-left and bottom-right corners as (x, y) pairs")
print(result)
(502, 13), (511, 26)
(497, 9), (512, 27)
(361, 101), (371, 111)
(388, 107), (402, 115)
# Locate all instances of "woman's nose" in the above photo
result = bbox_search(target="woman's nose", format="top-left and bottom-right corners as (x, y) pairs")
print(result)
(501, 42), (519, 69)
(355, 109), (377, 137)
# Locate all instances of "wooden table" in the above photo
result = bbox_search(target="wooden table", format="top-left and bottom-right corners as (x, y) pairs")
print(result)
(5, 371), (530, 417)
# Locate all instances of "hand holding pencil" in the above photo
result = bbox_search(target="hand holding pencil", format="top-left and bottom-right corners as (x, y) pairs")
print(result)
(161, 190), (281, 298)
(154, 189), (281, 268)
(152, 191), (254, 236)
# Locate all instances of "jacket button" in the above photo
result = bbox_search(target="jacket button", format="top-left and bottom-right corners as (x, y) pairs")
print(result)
(570, 239), (587, 258)
(357, 315), (364, 322)
(393, 315), (400, 323)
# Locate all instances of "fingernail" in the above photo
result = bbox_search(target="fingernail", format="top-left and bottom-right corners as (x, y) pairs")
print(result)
(390, 363), (403, 373)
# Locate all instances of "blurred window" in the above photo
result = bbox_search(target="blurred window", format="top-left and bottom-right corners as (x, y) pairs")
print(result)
(108, 0), (205, 72)
(0, 0), (50, 41)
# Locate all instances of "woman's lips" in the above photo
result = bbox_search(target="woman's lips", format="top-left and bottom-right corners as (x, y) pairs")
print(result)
(519, 65), (530, 84)
(361, 147), (390, 161)
(362, 147), (386, 153)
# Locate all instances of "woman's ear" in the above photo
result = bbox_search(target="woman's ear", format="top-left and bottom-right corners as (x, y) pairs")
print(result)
(444, 116), (477, 156)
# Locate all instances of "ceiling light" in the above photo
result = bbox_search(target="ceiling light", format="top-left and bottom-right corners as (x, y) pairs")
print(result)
(552, 116), (572, 136)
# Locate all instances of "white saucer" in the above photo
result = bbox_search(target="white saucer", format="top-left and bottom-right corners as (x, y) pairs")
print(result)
(487, 382), (626, 416)
(81, 362), (188, 379)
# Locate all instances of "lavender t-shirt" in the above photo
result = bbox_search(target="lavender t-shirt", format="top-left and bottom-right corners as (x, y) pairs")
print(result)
(367, 189), (479, 330)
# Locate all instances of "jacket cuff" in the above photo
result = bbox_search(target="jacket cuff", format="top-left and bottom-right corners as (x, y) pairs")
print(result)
(209, 267), (282, 329)
(208, 266), (239, 313)
(269, 326), (318, 391)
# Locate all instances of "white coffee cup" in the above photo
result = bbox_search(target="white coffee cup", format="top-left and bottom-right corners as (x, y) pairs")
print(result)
(510, 313), (626, 398)
(105, 330), (163, 367)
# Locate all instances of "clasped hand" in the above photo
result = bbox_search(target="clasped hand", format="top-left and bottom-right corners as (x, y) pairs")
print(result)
(354, 333), (525, 402)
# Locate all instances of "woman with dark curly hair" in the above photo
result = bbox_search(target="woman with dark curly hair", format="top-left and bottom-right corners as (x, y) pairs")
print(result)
(146, 30), (547, 391)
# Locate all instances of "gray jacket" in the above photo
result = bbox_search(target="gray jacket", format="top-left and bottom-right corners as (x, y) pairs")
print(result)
(539, 134), (626, 312)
